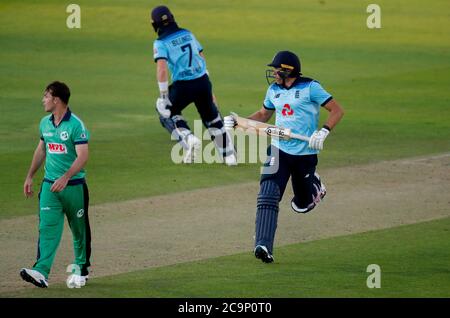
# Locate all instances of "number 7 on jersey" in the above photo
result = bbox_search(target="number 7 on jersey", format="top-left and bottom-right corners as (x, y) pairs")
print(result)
(181, 44), (192, 67)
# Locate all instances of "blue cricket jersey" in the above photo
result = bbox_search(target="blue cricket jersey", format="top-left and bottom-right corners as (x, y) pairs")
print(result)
(263, 78), (333, 156)
(153, 28), (207, 82)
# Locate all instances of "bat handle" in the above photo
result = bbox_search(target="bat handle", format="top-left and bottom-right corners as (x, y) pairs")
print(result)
(291, 133), (310, 142)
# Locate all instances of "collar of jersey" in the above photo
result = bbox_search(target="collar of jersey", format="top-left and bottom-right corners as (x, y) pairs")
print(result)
(275, 76), (314, 90)
(157, 23), (184, 40)
(49, 108), (72, 128)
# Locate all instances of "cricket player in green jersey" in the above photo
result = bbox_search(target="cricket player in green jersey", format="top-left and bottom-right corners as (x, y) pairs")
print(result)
(20, 81), (91, 288)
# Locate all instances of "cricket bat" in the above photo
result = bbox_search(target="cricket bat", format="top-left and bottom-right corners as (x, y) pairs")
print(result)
(230, 112), (310, 142)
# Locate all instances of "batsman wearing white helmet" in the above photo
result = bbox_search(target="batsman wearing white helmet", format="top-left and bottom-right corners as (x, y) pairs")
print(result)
(225, 51), (344, 263)
(150, 5), (236, 165)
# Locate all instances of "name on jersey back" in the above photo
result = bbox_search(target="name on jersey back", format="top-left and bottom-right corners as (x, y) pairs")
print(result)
(171, 34), (193, 47)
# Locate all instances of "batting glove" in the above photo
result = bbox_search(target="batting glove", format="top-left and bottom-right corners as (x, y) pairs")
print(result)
(224, 115), (237, 129)
(156, 94), (172, 118)
(308, 127), (330, 150)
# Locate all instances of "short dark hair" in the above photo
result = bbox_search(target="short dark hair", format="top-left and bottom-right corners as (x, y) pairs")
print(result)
(46, 81), (70, 104)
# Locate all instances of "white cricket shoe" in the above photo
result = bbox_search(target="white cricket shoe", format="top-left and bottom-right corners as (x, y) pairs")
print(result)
(315, 172), (327, 200)
(224, 153), (237, 166)
(67, 274), (89, 289)
(254, 245), (274, 263)
(20, 268), (48, 288)
(182, 134), (201, 164)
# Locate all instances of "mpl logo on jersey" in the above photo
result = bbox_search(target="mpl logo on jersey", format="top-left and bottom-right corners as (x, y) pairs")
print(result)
(48, 143), (67, 154)
(281, 104), (294, 117)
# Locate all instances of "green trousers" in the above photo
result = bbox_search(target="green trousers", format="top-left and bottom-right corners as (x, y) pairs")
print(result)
(33, 181), (91, 279)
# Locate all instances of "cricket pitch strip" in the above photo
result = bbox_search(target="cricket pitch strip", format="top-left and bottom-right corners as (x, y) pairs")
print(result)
(1, 153), (449, 293)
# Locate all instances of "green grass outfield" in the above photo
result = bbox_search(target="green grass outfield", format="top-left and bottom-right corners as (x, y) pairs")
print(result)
(1, 0), (449, 299)
(1, 0), (449, 218)
(5, 217), (450, 298)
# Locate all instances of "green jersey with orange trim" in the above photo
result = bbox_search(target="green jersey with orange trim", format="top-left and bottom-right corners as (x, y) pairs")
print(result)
(39, 108), (89, 182)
